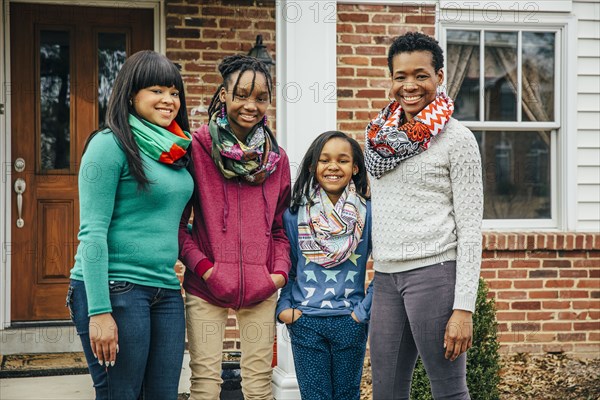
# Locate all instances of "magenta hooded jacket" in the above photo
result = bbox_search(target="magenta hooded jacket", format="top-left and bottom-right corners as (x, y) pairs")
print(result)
(178, 124), (292, 309)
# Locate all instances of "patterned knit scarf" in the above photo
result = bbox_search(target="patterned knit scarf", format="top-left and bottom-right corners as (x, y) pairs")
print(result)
(298, 181), (367, 268)
(209, 114), (281, 185)
(364, 93), (454, 179)
(128, 114), (191, 169)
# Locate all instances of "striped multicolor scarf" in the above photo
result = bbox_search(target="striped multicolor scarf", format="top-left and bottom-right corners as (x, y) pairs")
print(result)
(365, 93), (454, 179)
(298, 182), (367, 268)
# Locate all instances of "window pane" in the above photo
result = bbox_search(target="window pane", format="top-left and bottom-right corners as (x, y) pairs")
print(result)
(447, 30), (480, 121)
(484, 32), (518, 121)
(98, 33), (127, 128)
(40, 30), (70, 170)
(475, 130), (551, 219)
(522, 32), (555, 122)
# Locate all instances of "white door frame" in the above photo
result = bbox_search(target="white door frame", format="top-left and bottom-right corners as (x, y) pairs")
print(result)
(0, 0), (165, 329)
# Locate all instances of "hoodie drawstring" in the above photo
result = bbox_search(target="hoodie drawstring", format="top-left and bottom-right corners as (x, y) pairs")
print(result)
(222, 181), (229, 232)
(262, 184), (271, 236)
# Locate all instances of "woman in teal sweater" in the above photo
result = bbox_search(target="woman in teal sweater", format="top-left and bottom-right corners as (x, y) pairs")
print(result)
(67, 50), (193, 400)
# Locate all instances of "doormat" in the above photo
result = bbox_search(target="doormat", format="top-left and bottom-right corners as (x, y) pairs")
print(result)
(0, 352), (88, 378)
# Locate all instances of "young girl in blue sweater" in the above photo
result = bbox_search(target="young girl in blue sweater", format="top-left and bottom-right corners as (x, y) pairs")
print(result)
(276, 131), (372, 400)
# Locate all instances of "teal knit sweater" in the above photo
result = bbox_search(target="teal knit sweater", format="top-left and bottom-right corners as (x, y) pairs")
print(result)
(70, 131), (193, 316)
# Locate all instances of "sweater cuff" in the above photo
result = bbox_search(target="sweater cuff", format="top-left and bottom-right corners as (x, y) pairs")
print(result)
(453, 293), (476, 313)
(194, 258), (213, 280)
(273, 271), (288, 285)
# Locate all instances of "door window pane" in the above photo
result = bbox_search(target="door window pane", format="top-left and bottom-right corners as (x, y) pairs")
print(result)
(446, 30), (480, 121)
(40, 30), (70, 170)
(475, 130), (551, 219)
(98, 32), (127, 128)
(484, 32), (518, 121)
(522, 32), (555, 122)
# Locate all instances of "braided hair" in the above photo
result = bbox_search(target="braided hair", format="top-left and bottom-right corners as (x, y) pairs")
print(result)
(207, 54), (273, 119)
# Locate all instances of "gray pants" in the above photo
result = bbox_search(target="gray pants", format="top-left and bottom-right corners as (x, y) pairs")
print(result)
(370, 262), (470, 400)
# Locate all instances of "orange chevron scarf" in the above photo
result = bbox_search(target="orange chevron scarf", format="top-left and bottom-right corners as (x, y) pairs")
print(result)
(365, 93), (454, 179)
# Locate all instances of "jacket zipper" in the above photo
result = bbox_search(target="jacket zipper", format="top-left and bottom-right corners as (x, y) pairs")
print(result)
(237, 179), (244, 309)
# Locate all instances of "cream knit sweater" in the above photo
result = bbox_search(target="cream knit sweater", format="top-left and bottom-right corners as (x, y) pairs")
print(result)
(370, 118), (483, 312)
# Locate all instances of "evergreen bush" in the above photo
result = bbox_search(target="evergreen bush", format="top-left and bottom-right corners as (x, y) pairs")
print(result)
(410, 278), (501, 400)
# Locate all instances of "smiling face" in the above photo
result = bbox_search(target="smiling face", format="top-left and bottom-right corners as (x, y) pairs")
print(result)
(315, 137), (358, 205)
(219, 70), (269, 141)
(132, 85), (180, 128)
(390, 50), (444, 121)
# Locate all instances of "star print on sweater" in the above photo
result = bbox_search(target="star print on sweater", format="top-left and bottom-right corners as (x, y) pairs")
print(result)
(276, 203), (374, 323)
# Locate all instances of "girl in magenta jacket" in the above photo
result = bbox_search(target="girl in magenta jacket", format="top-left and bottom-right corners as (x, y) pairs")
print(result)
(178, 54), (291, 400)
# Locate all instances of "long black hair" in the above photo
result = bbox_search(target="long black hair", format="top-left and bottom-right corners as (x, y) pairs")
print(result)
(207, 54), (273, 120)
(291, 131), (370, 213)
(84, 50), (189, 188)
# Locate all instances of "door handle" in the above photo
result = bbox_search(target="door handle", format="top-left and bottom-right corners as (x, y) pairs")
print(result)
(14, 178), (26, 228)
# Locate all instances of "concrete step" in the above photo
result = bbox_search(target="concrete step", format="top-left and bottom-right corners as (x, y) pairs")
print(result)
(1, 323), (82, 355)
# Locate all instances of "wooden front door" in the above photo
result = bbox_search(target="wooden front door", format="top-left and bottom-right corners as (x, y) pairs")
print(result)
(10, 3), (153, 321)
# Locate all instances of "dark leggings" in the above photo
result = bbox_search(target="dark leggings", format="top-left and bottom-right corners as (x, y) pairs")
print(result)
(369, 262), (470, 400)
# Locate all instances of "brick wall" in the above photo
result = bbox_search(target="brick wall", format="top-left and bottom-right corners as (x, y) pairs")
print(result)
(482, 233), (600, 357)
(166, 1), (599, 357)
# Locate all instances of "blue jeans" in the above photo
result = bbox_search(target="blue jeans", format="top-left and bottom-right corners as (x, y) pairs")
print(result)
(288, 314), (368, 400)
(67, 279), (185, 400)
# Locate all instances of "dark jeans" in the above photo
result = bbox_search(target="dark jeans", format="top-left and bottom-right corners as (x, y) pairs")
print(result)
(288, 314), (368, 400)
(67, 279), (185, 400)
(370, 262), (470, 400)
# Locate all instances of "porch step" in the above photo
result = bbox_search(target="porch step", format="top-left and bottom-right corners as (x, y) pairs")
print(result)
(0, 323), (83, 355)
(0, 352), (87, 378)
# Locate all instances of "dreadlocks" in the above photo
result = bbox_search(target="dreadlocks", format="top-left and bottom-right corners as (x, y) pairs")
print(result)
(207, 54), (273, 119)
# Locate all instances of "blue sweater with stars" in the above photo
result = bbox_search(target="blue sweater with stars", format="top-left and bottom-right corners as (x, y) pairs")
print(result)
(276, 201), (373, 323)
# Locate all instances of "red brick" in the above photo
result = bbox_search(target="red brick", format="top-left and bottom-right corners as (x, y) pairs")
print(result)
(588, 251), (600, 258)
(565, 234), (575, 250)
(371, 57), (388, 67)
(556, 234), (566, 250)
(543, 260), (571, 268)
(526, 312), (554, 320)
(530, 291), (558, 299)
(356, 68), (387, 77)
(338, 78), (367, 87)
(482, 250), (496, 258)
(574, 322), (600, 330)
(337, 45), (354, 55)
(511, 344), (542, 353)
(535, 234), (546, 248)
(589, 332), (600, 341)
(495, 301), (510, 310)
(355, 46), (387, 56)
(202, 29), (235, 39)
(356, 4), (386, 12)
(356, 89), (386, 98)
(338, 13), (370, 23)
(529, 270), (556, 278)
(372, 14), (401, 24)
(372, 99), (390, 108)
(480, 270), (496, 279)
(590, 270), (600, 278)
(578, 280), (600, 289)
(340, 56), (370, 66)
(388, 25), (421, 36)
(355, 25), (386, 35)
(496, 312), (526, 321)
(488, 280), (512, 289)
(558, 311), (579, 320)
(512, 260), (540, 268)
(558, 333), (586, 341)
(543, 322), (572, 331)
(573, 300), (600, 309)
(405, 15), (436, 24)
(546, 280), (575, 288)
(574, 259), (600, 268)
(499, 270), (527, 278)
(167, 50), (199, 61)
(168, 39), (183, 49)
(184, 39), (218, 50)
(526, 234), (536, 249)
(338, 100), (369, 108)
(339, 122), (370, 131)
(167, 4), (199, 14)
(514, 280), (543, 289)
(482, 260), (509, 269)
(498, 291), (527, 300)
(560, 290), (590, 299)
(337, 67), (355, 76)
(512, 322), (540, 332)
(542, 301), (571, 309)
(575, 234), (585, 249)
(529, 251), (557, 259)
(559, 250), (587, 258)
(340, 34), (373, 44)
(337, 23), (354, 33)
(560, 269), (588, 278)
(512, 301), (541, 310)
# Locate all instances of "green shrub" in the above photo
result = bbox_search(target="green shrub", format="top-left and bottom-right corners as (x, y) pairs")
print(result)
(410, 278), (501, 400)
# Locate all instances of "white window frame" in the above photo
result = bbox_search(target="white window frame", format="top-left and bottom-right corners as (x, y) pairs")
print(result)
(438, 10), (577, 231)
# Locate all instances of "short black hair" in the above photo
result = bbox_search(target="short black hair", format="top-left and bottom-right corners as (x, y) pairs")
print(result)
(208, 54), (273, 119)
(387, 32), (444, 74)
(290, 131), (370, 213)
